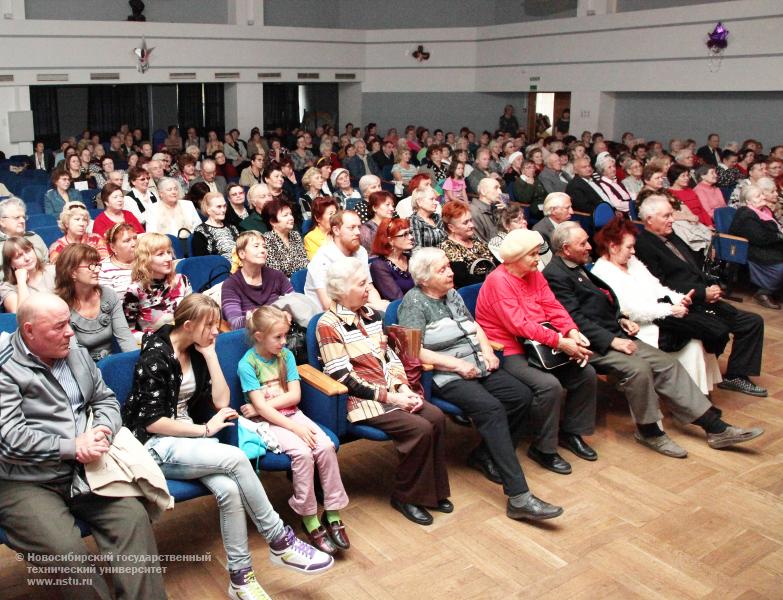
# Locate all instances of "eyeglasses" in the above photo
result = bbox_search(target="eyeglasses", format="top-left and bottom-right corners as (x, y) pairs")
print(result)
(77, 263), (101, 272)
(393, 231), (413, 238)
(2, 215), (26, 221)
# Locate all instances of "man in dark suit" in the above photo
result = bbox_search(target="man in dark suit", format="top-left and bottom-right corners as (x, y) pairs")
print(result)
(538, 153), (572, 195)
(696, 133), (722, 167)
(634, 194), (767, 397)
(533, 192), (573, 245)
(190, 158), (227, 195)
(344, 139), (380, 182)
(565, 157), (610, 213)
(543, 221), (763, 457)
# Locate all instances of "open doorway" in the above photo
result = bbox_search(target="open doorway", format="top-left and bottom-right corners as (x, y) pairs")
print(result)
(526, 92), (571, 139)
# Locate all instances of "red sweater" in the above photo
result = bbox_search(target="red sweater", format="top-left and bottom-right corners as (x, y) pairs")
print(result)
(475, 265), (577, 356)
(670, 187), (713, 227)
(92, 210), (145, 236)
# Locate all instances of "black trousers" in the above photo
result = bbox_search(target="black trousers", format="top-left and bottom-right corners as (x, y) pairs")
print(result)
(434, 368), (538, 497)
(658, 300), (763, 377)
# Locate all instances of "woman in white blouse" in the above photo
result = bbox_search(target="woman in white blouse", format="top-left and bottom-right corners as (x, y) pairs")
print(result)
(590, 217), (721, 394)
(144, 177), (203, 237)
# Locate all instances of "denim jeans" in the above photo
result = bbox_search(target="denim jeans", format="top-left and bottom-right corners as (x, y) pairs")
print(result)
(147, 436), (285, 571)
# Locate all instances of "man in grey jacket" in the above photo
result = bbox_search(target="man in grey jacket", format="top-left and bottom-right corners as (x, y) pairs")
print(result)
(0, 294), (166, 600)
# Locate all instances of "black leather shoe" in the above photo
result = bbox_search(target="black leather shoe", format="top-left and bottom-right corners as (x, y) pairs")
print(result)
(430, 499), (454, 514)
(466, 452), (503, 484)
(527, 446), (572, 475)
(558, 433), (598, 461)
(507, 493), (564, 521)
(390, 497), (433, 526)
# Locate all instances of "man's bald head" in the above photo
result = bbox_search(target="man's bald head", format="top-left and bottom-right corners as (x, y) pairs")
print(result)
(18, 294), (73, 365)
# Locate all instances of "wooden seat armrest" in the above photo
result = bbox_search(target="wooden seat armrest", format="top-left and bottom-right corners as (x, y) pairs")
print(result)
(297, 364), (348, 396)
(489, 341), (504, 352)
(716, 233), (748, 243)
(572, 210), (592, 217)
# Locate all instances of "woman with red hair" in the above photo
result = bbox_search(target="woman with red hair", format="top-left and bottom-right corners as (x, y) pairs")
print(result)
(591, 216), (721, 394)
(369, 218), (415, 301)
(440, 200), (497, 288)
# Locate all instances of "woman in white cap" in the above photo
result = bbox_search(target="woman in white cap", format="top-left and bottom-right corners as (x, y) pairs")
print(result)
(331, 167), (361, 210)
(475, 228), (598, 476)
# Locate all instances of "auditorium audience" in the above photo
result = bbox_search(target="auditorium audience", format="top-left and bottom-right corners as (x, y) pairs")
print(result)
(729, 184), (783, 309)
(471, 178), (505, 244)
(392, 146), (418, 186)
(123, 294), (332, 599)
(145, 177), (202, 237)
(566, 157), (610, 212)
(591, 217), (721, 393)
(316, 257), (451, 526)
(594, 154), (631, 213)
(621, 158), (644, 200)
(123, 233), (192, 340)
(634, 195), (767, 397)
(92, 183), (144, 236)
(398, 247), (563, 520)
(730, 160), (768, 207)
(0, 236), (56, 312)
(331, 167), (361, 210)
(298, 167), (326, 224)
(476, 229), (598, 473)
(98, 222), (138, 301)
(44, 168), (82, 215)
(544, 222), (763, 457)
(48, 201), (108, 264)
(693, 164), (726, 219)
(192, 192), (239, 262)
(359, 190), (395, 252)
(221, 231), (293, 330)
(667, 164), (713, 227)
(490, 203), (552, 267)
(353, 174), (383, 224)
(538, 152), (572, 195)
(54, 243), (136, 361)
(224, 182), (250, 229)
(440, 200), (497, 288)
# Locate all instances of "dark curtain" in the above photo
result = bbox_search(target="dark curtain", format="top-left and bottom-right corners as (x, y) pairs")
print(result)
(203, 83), (224, 134)
(263, 84), (299, 132)
(87, 84), (149, 138)
(177, 84), (204, 134)
(30, 86), (60, 147)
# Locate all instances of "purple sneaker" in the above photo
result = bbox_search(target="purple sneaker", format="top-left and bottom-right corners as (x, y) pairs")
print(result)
(269, 525), (334, 574)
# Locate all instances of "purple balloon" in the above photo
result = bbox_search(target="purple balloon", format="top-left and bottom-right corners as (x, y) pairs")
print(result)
(707, 22), (729, 50)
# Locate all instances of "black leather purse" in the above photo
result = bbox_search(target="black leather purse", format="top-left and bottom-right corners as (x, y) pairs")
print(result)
(521, 323), (570, 370)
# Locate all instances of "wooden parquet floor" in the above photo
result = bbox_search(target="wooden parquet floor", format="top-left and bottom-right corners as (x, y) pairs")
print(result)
(2, 293), (782, 599)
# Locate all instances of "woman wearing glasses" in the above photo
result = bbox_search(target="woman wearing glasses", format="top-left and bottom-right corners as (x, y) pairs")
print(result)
(369, 218), (415, 301)
(48, 202), (109, 264)
(54, 243), (137, 361)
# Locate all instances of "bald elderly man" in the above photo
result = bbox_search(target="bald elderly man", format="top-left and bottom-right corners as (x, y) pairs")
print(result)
(0, 294), (165, 600)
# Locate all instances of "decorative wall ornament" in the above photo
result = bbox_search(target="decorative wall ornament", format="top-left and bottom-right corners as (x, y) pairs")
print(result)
(706, 22), (729, 72)
(412, 45), (430, 62)
(133, 38), (154, 73)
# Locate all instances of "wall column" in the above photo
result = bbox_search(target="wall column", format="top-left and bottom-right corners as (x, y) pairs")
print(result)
(224, 83), (264, 135)
(338, 83), (362, 130)
(568, 91), (616, 140)
(0, 85), (32, 155)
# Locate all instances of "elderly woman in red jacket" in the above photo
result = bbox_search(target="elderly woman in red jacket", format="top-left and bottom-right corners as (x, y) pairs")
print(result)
(476, 229), (598, 473)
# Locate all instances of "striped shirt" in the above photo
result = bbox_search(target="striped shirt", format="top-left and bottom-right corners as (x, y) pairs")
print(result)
(410, 212), (446, 248)
(316, 303), (408, 422)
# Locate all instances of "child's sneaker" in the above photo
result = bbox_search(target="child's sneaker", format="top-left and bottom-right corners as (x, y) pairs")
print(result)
(269, 525), (334, 574)
(228, 568), (272, 600)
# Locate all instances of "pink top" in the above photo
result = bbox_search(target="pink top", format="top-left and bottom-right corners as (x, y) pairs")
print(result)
(475, 264), (577, 356)
(670, 187), (713, 227)
(441, 177), (466, 193)
(694, 181), (726, 218)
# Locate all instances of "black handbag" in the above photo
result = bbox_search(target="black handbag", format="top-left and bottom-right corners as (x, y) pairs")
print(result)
(521, 322), (570, 370)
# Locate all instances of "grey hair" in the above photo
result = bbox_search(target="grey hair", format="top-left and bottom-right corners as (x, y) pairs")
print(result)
(637, 194), (670, 221)
(409, 247), (447, 285)
(157, 177), (179, 193)
(595, 154), (615, 174)
(0, 196), (26, 219)
(740, 184), (764, 206)
(410, 186), (435, 212)
(358, 174), (380, 196)
(151, 152), (168, 161)
(550, 221), (581, 254)
(755, 177), (776, 192)
(325, 257), (366, 302)
(674, 149), (692, 162)
(543, 192), (570, 216)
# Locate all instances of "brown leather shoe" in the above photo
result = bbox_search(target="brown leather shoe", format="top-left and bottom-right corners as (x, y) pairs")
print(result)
(303, 523), (337, 555)
(321, 514), (350, 550)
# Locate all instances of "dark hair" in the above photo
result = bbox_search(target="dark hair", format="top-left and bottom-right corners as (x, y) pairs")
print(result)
(127, 165), (149, 185)
(50, 167), (70, 188)
(263, 161), (282, 182)
(55, 243), (100, 307)
(100, 182), (123, 207)
(642, 163), (664, 183)
(311, 196), (339, 225)
(721, 149), (738, 161)
(261, 199), (292, 225)
(593, 215), (638, 257)
(371, 218), (410, 257)
(447, 160), (465, 179)
(105, 222), (137, 250)
(177, 153), (196, 170)
(407, 172), (432, 196)
(666, 164), (691, 187)
(2, 237), (39, 284)
(186, 181), (211, 206)
(368, 190), (395, 212)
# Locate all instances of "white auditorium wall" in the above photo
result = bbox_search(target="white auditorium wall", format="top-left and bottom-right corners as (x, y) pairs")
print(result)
(1, 0), (781, 154)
